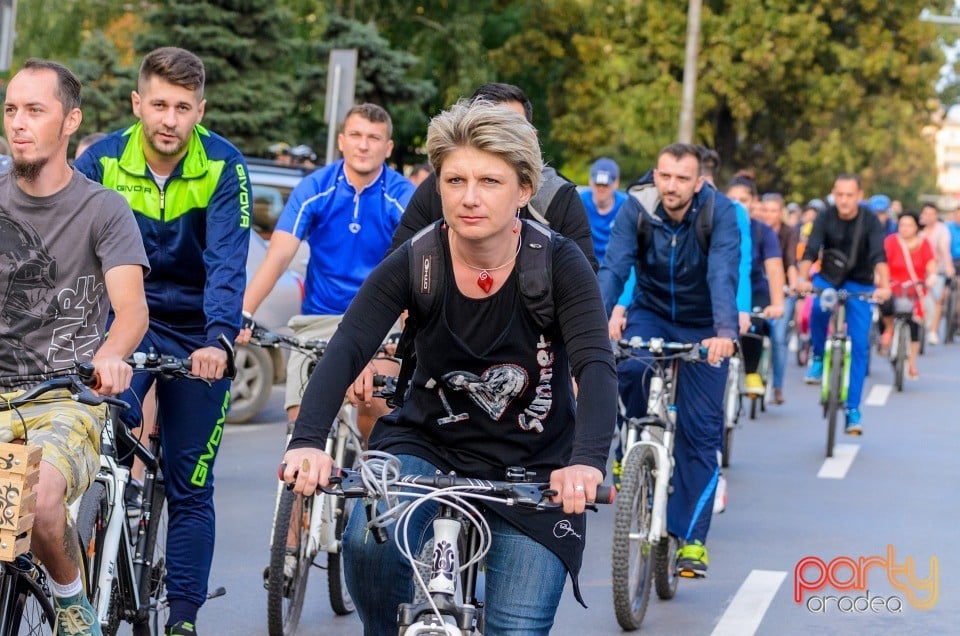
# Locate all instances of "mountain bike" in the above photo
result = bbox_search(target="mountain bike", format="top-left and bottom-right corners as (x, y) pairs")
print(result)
(77, 334), (236, 636)
(814, 288), (874, 458)
(248, 322), (395, 635)
(315, 451), (613, 635)
(0, 368), (125, 634)
(610, 337), (713, 631)
(888, 282), (923, 392)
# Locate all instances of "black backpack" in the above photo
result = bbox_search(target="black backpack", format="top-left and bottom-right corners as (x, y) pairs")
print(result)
(389, 219), (555, 407)
(628, 179), (716, 256)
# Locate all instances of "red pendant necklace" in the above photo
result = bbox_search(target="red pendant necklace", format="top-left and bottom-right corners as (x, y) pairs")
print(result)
(452, 238), (522, 293)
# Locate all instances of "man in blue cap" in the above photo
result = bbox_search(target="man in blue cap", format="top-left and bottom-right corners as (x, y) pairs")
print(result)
(581, 157), (628, 264)
(868, 194), (897, 236)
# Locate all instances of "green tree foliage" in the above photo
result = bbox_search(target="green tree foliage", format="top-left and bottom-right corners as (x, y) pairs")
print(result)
(72, 31), (138, 141)
(11, 0), (123, 68)
(291, 14), (435, 166)
(492, 1), (945, 201)
(135, 0), (298, 155)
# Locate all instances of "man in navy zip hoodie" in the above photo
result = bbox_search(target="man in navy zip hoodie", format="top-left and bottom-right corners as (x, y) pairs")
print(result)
(598, 143), (739, 578)
(75, 47), (249, 636)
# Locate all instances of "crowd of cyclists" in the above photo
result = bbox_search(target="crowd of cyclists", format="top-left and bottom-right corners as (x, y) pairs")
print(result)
(1, 43), (959, 635)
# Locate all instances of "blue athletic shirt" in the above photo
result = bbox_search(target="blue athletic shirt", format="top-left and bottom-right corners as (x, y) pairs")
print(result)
(947, 220), (960, 261)
(274, 159), (414, 315)
(581, 189), (628, 264)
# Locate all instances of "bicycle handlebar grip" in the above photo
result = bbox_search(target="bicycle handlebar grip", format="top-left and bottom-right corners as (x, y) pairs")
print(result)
(594, 485), (615, 505)
(218, 333), (237, 380)
(77, 362), (99, 388)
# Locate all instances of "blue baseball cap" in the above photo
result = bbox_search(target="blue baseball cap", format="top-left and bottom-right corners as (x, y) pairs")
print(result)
(868, 194), (891, 213)
(590, 158), (619, 186)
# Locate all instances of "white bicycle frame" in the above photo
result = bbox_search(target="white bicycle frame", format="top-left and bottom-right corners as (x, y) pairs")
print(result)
(269, 403), (362, 560)
(621, 373), (676, 546)
(84, 414), (151, 624)
(724, 355), (742, 428)
(402, 516), (465, 636)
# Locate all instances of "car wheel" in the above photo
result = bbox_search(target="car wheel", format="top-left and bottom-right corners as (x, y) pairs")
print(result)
(227, 344), (274, 424)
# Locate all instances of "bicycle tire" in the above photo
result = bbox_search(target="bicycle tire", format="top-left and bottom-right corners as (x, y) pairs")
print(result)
(893, 322), (906, 393)
(611, 446), (656, 631)
(946, 287), (958, 343)
(653, 533), (680, 600)
(327, 495), (356, 616)
(132, 477), (169, 636)
(722, 423), (734, 469)
(0, 558), (56, 635)
(825, 342), (843, 458)
(267, 488), (313, 636)
(76, 480), (126, 635)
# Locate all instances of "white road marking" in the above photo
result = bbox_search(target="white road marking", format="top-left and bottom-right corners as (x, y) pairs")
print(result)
(817, 443), (860, 479)
(711, 570), (787, 636)
(864, 384), (891, 406)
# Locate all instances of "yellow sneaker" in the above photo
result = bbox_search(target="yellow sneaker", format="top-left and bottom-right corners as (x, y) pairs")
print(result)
(744, 373), (765, 396)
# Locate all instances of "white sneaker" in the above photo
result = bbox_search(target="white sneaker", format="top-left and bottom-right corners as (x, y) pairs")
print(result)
(788, 332), (799, 352)
(713, 474), (727, 514)
(927, 331), (939, 345)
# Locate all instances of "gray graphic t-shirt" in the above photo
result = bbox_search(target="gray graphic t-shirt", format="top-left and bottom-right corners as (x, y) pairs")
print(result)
(0, 169), (149, 390)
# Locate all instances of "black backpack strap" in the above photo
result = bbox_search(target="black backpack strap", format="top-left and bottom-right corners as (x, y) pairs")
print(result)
(694, 184), (716, 253)
(518, 220), (554, 332)
(390, 221), (445, 408)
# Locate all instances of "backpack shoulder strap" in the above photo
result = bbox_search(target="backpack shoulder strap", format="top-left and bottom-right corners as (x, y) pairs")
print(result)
(390, 220), (445, 408)
(527, 166), (565, 225)
(409, 219), (445, 319)
(518, 219), (554, 331)
(695, 185), (716, 253)
(628, 180), (660, 249)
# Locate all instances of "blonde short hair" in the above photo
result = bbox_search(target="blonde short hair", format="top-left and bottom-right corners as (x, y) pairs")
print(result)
(426, 100), (542, 194)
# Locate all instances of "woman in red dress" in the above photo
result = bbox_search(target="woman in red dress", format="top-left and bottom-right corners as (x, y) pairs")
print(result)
(880, 210), (937, 379)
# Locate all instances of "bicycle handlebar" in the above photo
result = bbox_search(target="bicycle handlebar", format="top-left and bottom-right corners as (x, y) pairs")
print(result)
(320, 468), (615, 508)
(125, 333), (237, 383)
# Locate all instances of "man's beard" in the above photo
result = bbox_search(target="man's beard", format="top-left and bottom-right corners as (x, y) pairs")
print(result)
(13, 158), (47, 182)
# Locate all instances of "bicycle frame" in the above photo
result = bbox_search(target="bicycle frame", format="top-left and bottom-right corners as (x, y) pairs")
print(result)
(268, 403), (362, 562)
(621, 361), (679, 545)
(87, 406), (162, 626)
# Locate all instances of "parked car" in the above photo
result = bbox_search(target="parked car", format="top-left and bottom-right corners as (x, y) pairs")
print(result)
(226, 159), (309, 423)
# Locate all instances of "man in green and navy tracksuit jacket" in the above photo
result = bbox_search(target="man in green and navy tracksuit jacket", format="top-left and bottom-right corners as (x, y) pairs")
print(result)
(75, 47), (249, 636)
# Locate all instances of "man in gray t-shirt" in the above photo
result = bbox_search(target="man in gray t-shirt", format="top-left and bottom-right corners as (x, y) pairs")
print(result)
(0, 169), (149, 389)
(1, 59), (149, 632)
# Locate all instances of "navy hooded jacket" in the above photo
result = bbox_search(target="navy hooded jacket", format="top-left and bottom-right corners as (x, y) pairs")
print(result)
(598, 175), (740, 339)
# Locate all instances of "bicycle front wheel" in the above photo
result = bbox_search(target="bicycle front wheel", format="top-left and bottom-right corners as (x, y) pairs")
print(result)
(611, 446), (656, 631)
(825, 342), (844, 458)
(267, 488), (314, 636)
(327, 495), (356, 616)
(0, 557), (56, 635)
(893, 322), (907, 392)
(132, 477), (169, 636)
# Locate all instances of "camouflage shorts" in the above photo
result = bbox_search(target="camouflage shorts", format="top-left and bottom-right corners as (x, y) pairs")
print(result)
(0, 390), (105, 503)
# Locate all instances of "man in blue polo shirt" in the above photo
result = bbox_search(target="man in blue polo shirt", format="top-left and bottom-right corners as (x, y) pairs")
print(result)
(240, 103), (414, 437)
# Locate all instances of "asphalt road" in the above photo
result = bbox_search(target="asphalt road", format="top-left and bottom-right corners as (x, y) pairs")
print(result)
(120, 336), (958, 635)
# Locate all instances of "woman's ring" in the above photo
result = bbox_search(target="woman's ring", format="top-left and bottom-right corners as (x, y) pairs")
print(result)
(574, 484), (585, 492)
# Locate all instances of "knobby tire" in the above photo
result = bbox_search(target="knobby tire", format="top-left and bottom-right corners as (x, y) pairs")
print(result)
(267, 489), (313, 636)
(611, 446), (656, 631)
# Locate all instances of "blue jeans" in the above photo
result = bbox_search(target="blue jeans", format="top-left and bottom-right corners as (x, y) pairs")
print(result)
(809, 276), (874, 409)
(618, 309), (726, 544)
(770, 295), (796, 390)
(342, 454), (568, 636)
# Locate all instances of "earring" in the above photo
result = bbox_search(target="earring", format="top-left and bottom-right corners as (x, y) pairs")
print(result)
(513, 207), (521, 233)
